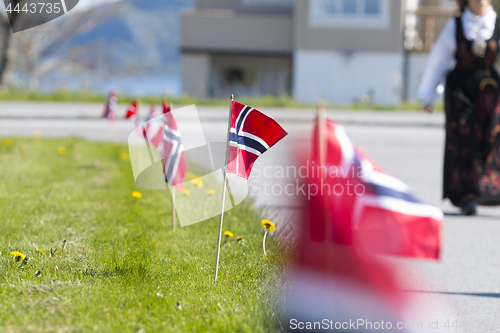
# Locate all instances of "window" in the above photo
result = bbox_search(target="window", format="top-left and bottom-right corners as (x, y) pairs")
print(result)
(223, 68), (256, 86)
(242, 0), (293, 7)
(343, 0), (357, 14)
(324, 0), (336, 13)
(440, 0), (456, 7)
(364, 0), (380, 15)
(309, 0), (390, 30)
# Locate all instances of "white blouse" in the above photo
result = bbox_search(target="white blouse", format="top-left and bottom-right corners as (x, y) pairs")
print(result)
(417, 6), (498, 105)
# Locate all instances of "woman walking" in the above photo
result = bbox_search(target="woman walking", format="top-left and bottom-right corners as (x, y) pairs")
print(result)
(419, 0), (500, 215)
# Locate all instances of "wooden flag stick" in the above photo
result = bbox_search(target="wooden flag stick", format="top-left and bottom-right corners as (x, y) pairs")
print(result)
(317, 99), (333, 262)
(214, 94), (234, 282)
(317, 98), (327, 180)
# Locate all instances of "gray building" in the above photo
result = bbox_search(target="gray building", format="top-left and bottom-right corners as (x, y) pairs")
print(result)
(180, 0), (454, 105)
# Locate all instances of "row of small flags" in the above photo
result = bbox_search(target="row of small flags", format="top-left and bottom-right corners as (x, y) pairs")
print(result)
(102, 92), (171, 123)
(102, 92), (443, 282)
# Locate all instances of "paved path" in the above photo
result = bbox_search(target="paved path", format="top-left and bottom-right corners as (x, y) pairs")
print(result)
(1, 103), (499, 332)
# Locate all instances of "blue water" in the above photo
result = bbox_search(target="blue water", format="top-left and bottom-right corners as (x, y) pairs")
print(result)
(100, 75), (181, 97)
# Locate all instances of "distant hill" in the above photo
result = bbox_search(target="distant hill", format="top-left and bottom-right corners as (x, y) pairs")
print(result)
(44, 0), (193, 95)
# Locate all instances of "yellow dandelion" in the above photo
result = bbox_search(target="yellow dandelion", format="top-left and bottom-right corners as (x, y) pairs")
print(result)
(19, 145), (26, 152)
(10, 251), (26, 262)
(119, 153), (129, 160)
(261, 220), (276, 232)
(181, 188), (190, 196)
(50, 187), (55, 191)
(58, 147), (66, 155)
(37, 248), (46, 254)
(33, 130), (42, 139)
(224, 231), (233, 238)
(190, 178), (203, 188)
(34, 141), (41, 147)
(93, 221), (97, 225)
(185, 171), (199, 180)
(237, 236), (244, 242)
(5, 138), (13, 146)
(132, 191), (142, 198)
(207, 189), (216, 195)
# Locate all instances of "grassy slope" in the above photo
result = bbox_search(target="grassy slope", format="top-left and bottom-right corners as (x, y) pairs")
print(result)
(0, 137), (288, 332)
(0, 90), (441, 111)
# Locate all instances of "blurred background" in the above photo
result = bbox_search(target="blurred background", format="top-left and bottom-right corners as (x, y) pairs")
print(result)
(1, 0), (500, 106)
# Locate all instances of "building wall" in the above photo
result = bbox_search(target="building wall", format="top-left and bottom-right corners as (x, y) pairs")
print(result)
(182, 53), (211, 98)
(194, 0), (292, 14)
(208, 54), (292, 98)
(406, 53), (451, 103)
(294, 0), (405, 53)
(180, 10), (292, 54)
(293, 50), (404, 105)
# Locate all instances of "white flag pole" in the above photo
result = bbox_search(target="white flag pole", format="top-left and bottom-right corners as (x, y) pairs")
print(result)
(169, 103), (177, 231)
(214, 94), (234, 282)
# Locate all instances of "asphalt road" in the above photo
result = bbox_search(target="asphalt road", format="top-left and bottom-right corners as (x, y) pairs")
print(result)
(1, 103), (500, 332)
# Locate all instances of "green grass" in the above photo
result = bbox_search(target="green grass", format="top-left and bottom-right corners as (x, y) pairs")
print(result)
(0, 137), (291, 332)
(0, 89), (439, 111)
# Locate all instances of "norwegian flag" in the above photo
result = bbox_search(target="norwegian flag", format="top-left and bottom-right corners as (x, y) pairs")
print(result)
(162, 100), (171, 114)
(227, 101), (287, 179)
(147, 104), (157, 121)
(288, 168), (409, 325)
(134, 116), (146, 137)
(125, 101), (138, 120)
(145, 106), (187, 190)
(102, 91), (117, 121)
(312, 119), (442, 259)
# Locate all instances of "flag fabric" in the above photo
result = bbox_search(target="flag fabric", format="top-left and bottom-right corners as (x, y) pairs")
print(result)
(148, 104), (156, 121)
(145, 105), (187, 190)
(102, 92), (117, 121)
(288, 172), (408, 325)
(125, 101), (138, 120)
(312, 118), (442, 259)
(227, 101), (287, 179)
(162, 100), (171, 114)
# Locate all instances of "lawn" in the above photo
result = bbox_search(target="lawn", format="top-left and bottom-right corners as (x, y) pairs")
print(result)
(0, 136), (289, 332)
(0, 89), (439, 111)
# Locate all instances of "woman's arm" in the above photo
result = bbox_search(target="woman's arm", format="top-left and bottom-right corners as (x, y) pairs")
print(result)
(417, 18), (456, 112)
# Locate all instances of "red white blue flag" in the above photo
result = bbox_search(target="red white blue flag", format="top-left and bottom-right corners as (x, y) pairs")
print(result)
(125, 101), (138, 120)
(102, 91), (117, 122)
(162, 100), (171, 114)
(312, 119), (442, 259)
(227, 101), (287, 179)
(145, 105), (187, 190)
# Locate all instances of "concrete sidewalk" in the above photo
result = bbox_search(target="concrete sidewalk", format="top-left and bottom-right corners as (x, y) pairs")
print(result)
(0, 102), (445, 127)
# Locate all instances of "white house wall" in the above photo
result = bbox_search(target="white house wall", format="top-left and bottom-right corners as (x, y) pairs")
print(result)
(293, 50), (404, 105)
(407, 53), (447, 103)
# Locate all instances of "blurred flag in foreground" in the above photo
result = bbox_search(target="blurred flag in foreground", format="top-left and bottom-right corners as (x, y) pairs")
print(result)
(102, 91), (117, 122)
(285, 117), (443, 331)
(125, 100), (139, 120)
(227, 101), (287, 179)
(287, 171), (409, 332)
(145, 105), (187, 190)
(311, 118), (442, 258)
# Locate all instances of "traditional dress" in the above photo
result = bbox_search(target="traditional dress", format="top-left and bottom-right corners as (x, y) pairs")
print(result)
(419, 6), (500, 207)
